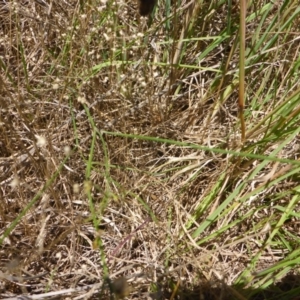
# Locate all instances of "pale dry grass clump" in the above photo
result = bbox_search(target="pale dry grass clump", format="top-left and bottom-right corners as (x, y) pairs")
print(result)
(1, 0), (300, 299)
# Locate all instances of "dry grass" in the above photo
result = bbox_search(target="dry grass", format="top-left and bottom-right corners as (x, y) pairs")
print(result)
(1, 0), (300, 299)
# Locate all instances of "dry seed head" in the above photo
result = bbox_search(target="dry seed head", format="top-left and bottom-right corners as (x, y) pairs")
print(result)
(9, 177), (20, 189)
(97, 6), (106, 12)
(77, 96), (88, 105)
(35, 135), (47, 147)
(73, 183), (80, 194)
(64, 145), (71, 155)
(103, 33), (110, 41)
(53, 83), (59, 90)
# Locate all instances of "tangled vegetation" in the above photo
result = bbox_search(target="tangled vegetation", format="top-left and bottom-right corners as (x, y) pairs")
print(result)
(0, 0), (300, 299)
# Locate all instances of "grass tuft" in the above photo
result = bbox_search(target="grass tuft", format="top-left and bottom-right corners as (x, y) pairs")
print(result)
(0, 0), (300, 299)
